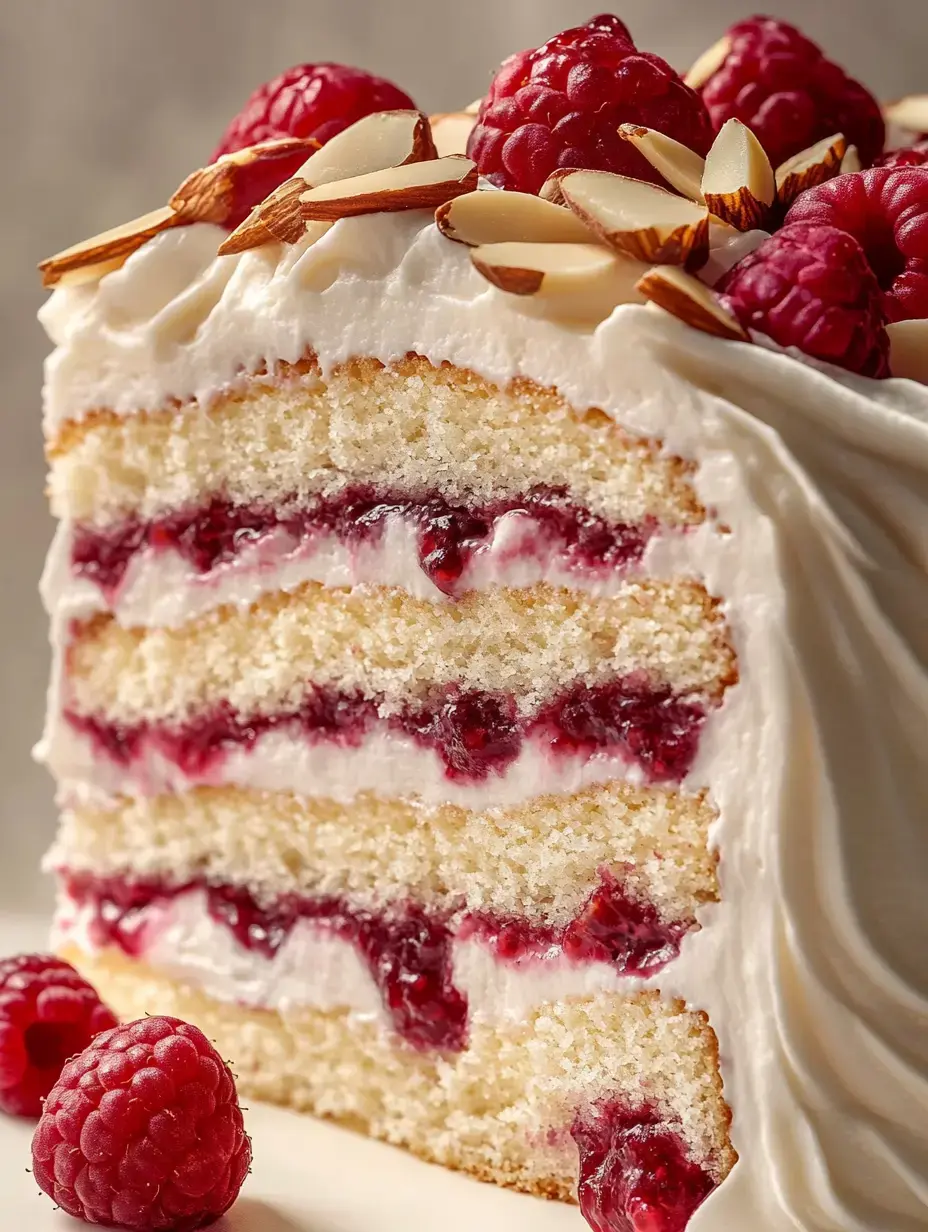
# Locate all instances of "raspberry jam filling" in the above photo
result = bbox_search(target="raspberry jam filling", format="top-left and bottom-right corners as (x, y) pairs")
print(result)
(61, 871), (695, 1051)
(70, 485), (655, 599)
(572, 1100), (717, 1232)
(66, 678), (707, 785)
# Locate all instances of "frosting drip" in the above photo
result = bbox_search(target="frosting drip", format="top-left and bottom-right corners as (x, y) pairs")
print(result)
(38, 211), (928, 1230)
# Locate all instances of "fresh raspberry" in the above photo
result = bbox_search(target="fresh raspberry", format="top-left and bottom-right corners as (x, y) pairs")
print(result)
(877, 141), (928, 169)
(719, 223), (891, 378)
(467, 14), (713, 195)
(785, 168), (928, 322)
(212, 62), (416, 159)
(698, 17), (885, 169)
(32, 1015), (251, 1230)
(0, 955), (116, 1118)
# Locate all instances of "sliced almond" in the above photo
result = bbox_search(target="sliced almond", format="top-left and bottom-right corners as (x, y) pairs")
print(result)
(775, 134), (847, 208)
(884, 96), (928, 135)
(471, 241), (648, 326)
(39, 207), (180, 288)
(464, 96), (484, 115)
(618, 124), (706, 203)
(684, 36), (732, 88)
(887, 320), (928, 383)
(841, 144), (862, 174)
(539, 169), (573, 206)
(430, 112), (476, 157)
(636, 266), (748, 342)
(169, 137), (319, 225)
(435, 190), (592, 246)
(702, 119), (775, 231)
(219, 111), (438, 253)
(557, 170), (710, 266)
(300, 156), (477, 221)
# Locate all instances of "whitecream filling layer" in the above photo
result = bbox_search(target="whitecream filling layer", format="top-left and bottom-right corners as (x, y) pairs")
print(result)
(54, 888), (632, 1025)
(46, 721), (660, 808)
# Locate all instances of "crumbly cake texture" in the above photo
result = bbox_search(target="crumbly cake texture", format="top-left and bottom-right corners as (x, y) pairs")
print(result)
(48, 356), (705, 527)
(62, 947), (736, 1203)
(51, 782), (719, 925)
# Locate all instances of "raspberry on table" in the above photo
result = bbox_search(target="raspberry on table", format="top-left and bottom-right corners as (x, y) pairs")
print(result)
(32, 1015), (252, 1231)
(877, 141), (928, 170)
(467, 14), (713, 195)
(0, 954), (116, 1118)
(719, 222), (891, 379)
(785, 168), (928, 323)
(698, 17), (885, 170)
(212, 62), (416, 160)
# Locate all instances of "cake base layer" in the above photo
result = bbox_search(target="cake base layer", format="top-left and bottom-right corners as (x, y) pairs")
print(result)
(64, 946), (735, 1208)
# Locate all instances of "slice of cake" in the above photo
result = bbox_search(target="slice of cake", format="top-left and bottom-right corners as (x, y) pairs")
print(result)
(37, 15), (928, 1232)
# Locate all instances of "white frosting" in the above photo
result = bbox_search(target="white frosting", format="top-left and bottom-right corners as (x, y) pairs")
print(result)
(45, 720), (653, 808)
(53, 887), (628, 1024)
(39, 212), (928, 1230)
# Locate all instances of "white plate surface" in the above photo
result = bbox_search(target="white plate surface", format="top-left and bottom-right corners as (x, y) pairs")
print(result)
(0, 913), (584, 1231)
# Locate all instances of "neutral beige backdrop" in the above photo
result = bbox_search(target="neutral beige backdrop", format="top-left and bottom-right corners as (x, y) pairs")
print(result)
(1, 0), (924, 912)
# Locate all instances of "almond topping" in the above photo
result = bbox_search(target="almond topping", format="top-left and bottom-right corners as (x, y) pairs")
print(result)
(539, 169), (572, 206)
(435, 190), (592, 246)
(884, 96), (928, 135)
(169, 137), (319, 225)
(430, 112), (476, 157)
(841, 145), (862, 174)
(471, 241), (648, 326)
(702, 119), (775, 231)
(618, 124), (707, 202)
(775, 134), (847, 208)
(220, 111), (438, 254)
(637, 266), (748, 342)
(684, 36), (732, 88)
(39, 207), (180, 288)
(557, 170), (710, 266)
(300, 156), (477, 221)
(464, 97), (484, 115)
(887, 320), (928, 383)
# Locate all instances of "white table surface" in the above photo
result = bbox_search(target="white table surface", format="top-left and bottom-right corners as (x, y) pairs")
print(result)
(0, 913), (584, 1231)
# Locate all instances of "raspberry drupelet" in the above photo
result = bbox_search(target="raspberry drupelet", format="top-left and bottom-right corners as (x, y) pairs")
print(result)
(31, 1015), (252, 1231)
(878, 142), (928, 170)
(719, 223), (891, 379)
(0, 954), (116, 1118)
(698, 17), (884, 169)
(467, 14), (713, 195)
(785, 168), (928, 323)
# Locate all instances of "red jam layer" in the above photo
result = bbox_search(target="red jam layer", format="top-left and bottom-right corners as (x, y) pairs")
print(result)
(70, 485), (655, 599)
(62, 871), (695, 1052)
(65, 678), (707, 785)
(572, 1101), (717, 1232)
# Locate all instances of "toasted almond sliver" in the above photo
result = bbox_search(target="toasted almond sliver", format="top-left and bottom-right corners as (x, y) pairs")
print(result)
(557, 170), (710, 265)
(39, 206), (180, 288)
(775, 134), (847, 207)
(684, 36), (732, 88)
(464, 96), (484, 115)
(887, 320), (928, 382)
(429, 112), (477, 157)
(300, 156), (477, 221)
(169, 137), (319, 225)
(884, 95), (928, 134)
(435, 190), (592, 246)
(841, 145), (862, 174)
(637, 265), (748, 342)
(471, 241), (649, 325)
(702, 119), (775, 231)
(618, 124), (707, 203)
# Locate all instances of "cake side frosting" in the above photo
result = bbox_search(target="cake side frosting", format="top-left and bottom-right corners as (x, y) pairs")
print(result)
(37, 205), (928, 1230)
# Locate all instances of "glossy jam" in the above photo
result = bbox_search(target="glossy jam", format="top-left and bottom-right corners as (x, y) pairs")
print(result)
(572, 1101), (717, 1232)
(62, 870), (694, 1049)
(70, 485), (654, 598)
(66, 677), (706, 785)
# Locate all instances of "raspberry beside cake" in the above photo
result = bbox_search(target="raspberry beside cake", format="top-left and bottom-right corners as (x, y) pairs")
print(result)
(37, 15), (928, 1232)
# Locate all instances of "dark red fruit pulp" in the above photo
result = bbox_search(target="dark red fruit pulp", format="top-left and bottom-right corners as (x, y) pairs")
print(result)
(66, 678), (706, 786)
(572, 1101), (717, 1232)
(70, 485), (654, 600)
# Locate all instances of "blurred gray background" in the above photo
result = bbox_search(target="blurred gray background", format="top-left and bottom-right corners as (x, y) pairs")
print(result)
(1, 0), (924, 914)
